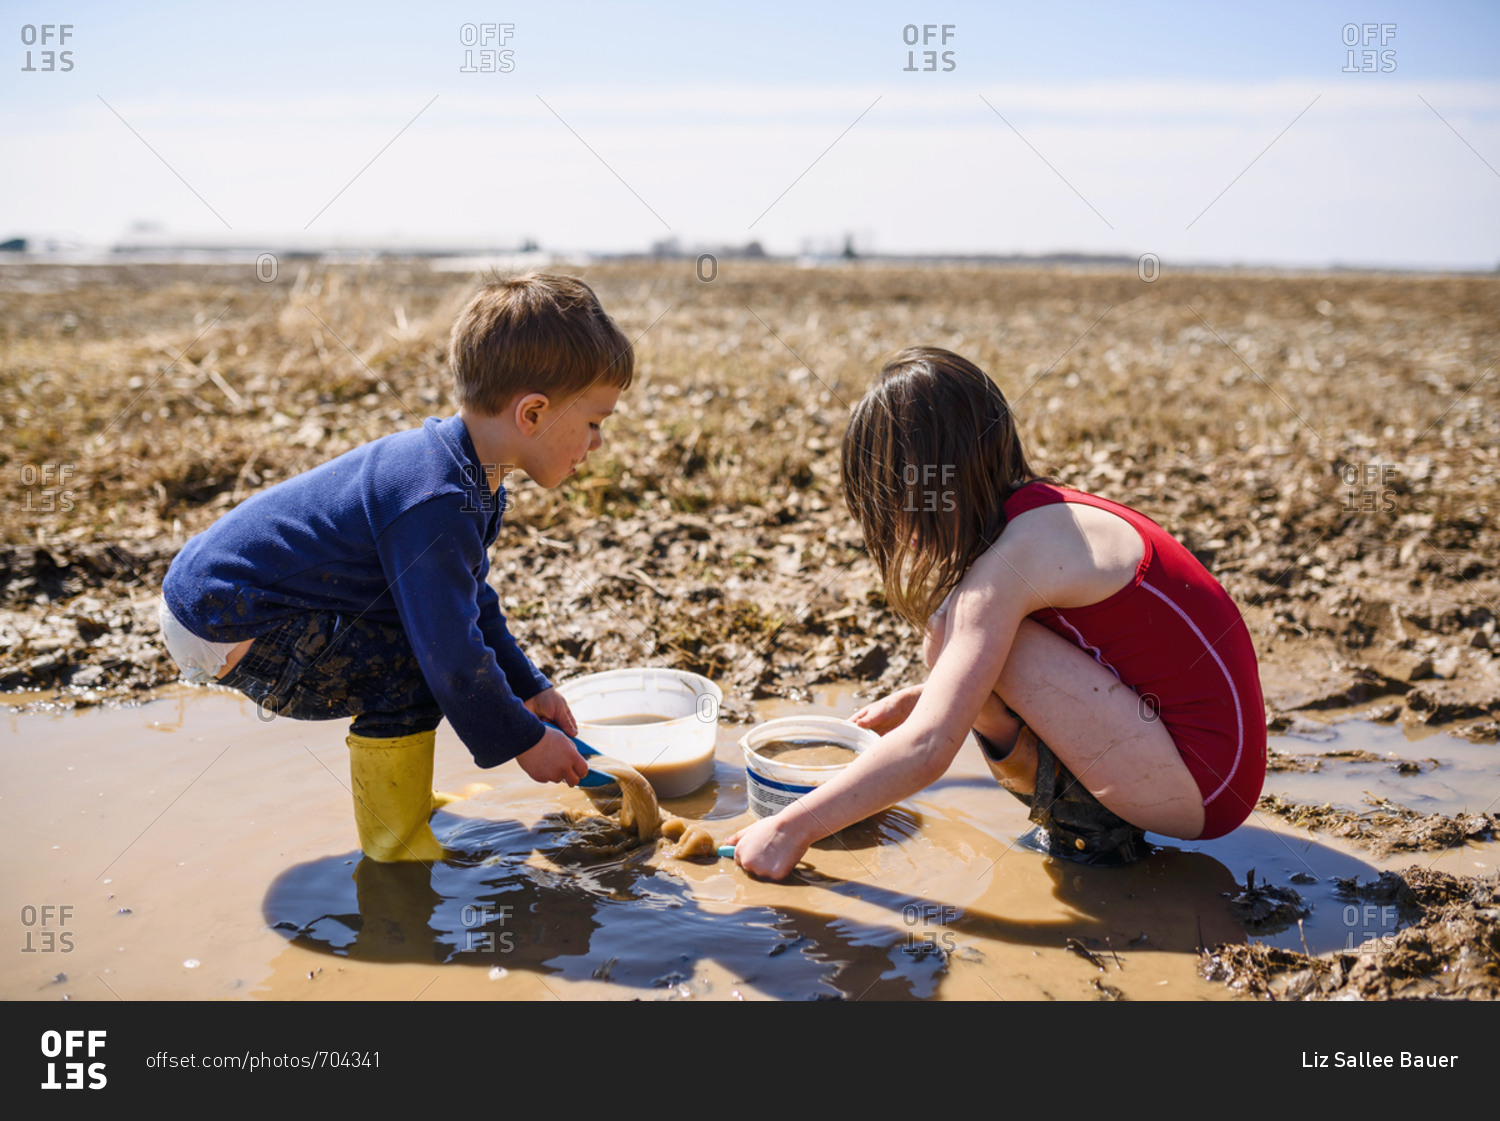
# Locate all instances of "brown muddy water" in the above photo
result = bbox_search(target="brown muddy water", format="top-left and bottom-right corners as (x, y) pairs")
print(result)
(3, 684), (1494, 1001)
(753, 740), (862, 767)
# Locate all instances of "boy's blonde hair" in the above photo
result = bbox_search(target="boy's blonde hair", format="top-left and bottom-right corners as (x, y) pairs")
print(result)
(448, 273), (633, 415)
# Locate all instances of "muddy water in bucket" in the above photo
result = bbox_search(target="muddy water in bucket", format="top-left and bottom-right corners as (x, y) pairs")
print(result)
(757, 741), (859, 767)
(741, 716), (878, 820)
(558, 669), (722, 798)
(3, 684), (1494, 1001)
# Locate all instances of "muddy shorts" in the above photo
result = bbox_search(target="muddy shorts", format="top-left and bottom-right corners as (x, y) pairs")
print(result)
(976, 728), (1149, 867)
(217, 611), (444, 740)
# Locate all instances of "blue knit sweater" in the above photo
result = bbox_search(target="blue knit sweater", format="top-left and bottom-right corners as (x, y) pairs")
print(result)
(162, 415), (550, 766)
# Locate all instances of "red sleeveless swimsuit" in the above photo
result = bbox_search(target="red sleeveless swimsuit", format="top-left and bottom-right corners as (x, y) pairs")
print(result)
(1001, 482), (1266, 839)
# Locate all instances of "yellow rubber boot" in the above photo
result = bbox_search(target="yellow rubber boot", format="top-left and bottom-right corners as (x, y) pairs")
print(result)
(347, 730), (448, 863)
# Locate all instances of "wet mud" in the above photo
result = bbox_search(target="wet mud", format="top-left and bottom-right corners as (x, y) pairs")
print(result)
(1256, 794), (1494, 858)
(542, 756), (715, 860)
(1200, 867), (1499, 1000)
(3, 685), (1495, 1001)
(1258, 718), (1498, 857)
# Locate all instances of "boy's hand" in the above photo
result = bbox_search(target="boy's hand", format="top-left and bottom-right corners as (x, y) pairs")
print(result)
(524, 687), (578, 737)
(849, 684), (923, 735)
(517, 725), (590, 786)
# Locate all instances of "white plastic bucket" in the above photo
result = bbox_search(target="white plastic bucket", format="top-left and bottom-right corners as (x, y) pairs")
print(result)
(556, 668), (722, 798)
(739, 716), (879, 820)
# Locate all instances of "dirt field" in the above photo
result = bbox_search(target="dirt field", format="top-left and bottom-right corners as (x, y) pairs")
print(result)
(3, 258), (1497, 996)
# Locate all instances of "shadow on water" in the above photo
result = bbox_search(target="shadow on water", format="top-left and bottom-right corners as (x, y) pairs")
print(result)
(264, 812), (945, 999)
(957, 825), (1398, 958)
(264, 802), (1395, 999)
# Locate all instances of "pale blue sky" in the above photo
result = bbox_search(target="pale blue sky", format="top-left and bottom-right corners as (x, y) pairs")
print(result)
(4, 1), (1498, 266)
(6, 1), (1498, 89)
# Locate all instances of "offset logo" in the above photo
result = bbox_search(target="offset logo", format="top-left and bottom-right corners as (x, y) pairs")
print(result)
(459, 902), (514, 952)
(20, 24), (74, 72)
(40, 1030), (107, 1090)
(459, 23), (515, 73)
(902, 902), (958, 956)
(1342, 23), (1397, 73)
(20, 904), (75, 952)
(902, 24), (956, 72)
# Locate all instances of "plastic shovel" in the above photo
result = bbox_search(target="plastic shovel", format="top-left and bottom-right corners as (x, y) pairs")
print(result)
(542, 721), (619, 789)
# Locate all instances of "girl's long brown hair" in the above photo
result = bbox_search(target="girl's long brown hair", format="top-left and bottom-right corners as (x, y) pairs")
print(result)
(841, 347), (1044, 630)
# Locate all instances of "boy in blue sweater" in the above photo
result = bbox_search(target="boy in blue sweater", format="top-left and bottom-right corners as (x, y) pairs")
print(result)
(159, 273), (630, 862)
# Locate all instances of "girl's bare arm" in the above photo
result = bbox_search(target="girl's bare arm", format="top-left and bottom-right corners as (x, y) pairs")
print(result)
(729, 527), (1058, 878)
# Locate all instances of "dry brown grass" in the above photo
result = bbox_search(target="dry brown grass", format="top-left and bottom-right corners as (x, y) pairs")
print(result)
(2, 259), (1498, 709)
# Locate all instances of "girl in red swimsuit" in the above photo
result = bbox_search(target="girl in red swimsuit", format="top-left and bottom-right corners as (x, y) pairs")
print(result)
(730, 346), (1266, 879)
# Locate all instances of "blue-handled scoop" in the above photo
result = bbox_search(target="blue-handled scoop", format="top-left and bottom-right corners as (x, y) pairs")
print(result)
(543, 721), (619, 789)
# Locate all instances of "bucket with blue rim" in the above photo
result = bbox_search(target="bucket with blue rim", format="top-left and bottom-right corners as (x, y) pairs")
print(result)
(739, 716), (879, 820)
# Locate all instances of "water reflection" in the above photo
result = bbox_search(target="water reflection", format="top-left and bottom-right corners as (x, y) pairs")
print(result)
(264, 804), (1393, 1000)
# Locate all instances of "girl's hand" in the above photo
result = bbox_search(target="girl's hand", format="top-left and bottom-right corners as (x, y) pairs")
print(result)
(725, 815), (811, 881)
(850, 684), (923, 735)
(524, 687), (578, 737)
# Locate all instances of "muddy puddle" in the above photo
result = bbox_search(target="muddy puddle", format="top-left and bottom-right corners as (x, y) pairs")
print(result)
(1267, 719), (1500, 818)
(3, 684), (1494, 1001)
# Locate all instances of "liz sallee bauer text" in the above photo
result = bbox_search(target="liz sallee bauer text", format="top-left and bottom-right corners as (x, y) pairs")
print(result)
(1302, 1052), (1458, 1069)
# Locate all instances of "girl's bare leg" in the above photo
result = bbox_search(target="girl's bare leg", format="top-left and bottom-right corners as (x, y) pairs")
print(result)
(927, 616), (1205, 839)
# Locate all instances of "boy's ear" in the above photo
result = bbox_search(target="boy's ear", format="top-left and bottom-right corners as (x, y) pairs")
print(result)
(512, 391), (550, 435)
